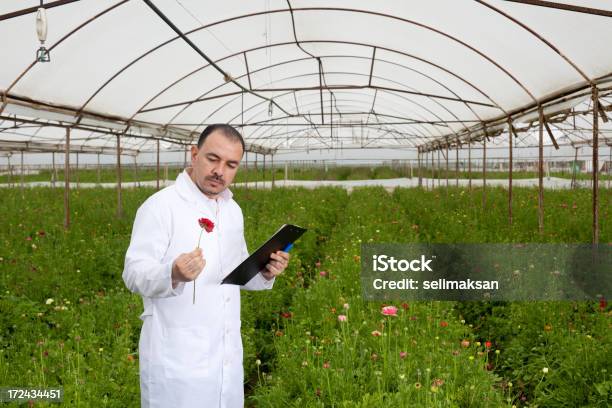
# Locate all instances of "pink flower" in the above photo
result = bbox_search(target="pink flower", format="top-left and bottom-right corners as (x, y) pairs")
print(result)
(371, 330), (382, 337)
(315, 261), (321, 268)
(319, 271), (328, 277)
(322, 361), (330, 369)
(461, 339), (470, 348)
(439, 321), (448, 328)
(381, 305), (398, 316)
(337, 314), (347, 322)
(399, 351), (408, 359)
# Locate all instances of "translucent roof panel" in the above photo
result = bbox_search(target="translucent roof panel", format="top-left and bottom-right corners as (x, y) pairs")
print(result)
(0, 0), (610, 153)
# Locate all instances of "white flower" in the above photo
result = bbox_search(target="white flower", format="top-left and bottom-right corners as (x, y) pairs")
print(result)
(255, 359), (261, 366)
(542, 367), (549, 374)
(45, 298), (54, 305)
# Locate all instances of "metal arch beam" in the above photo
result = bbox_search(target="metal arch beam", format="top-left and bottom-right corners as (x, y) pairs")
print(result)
(139, 39), (504, 125)
(280, 7), (538, 102)
(116, 39), (505, 132)
(152, 42), (507, 133)
(74, 6), (508, 125)
(232, 89), (435, 144)
(0, 139), (140, 155)
(187, 70), (444, 147)
(141, 0), (292, 119)
(242, 96), (434, 147)
(173, 65), (490, 143)
(139, 53), (497, 118)
(476, 0), (591, 83)
(227, 71), (468, 142)
(502, 0), (612, 17)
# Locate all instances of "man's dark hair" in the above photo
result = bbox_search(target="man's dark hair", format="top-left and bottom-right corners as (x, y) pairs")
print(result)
(197, 124), (245, 154)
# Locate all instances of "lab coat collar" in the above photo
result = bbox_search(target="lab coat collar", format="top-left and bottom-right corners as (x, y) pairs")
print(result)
(175, 168), (233, 207)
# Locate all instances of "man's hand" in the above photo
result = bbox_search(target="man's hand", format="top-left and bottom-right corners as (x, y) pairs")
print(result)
(261, 250), (290, 281)
(171, 248), (206, 288)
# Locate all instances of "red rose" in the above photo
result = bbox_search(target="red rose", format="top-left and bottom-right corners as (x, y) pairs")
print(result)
(198, 218), (215, 233)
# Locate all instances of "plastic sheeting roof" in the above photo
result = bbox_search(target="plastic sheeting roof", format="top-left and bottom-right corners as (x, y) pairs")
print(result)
(1, 0), (611, 154)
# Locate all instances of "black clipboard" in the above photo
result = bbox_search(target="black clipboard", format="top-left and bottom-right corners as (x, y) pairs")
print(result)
(221, 224), (307, 285)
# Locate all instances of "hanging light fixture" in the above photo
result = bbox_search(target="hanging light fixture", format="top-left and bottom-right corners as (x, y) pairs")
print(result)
(36, 3), (50, 62)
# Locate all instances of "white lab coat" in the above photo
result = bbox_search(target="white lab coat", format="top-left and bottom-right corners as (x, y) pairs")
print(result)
(123, 168), (275, 408)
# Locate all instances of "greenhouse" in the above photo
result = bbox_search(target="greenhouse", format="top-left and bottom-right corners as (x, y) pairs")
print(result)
(1, 1), (610, 406)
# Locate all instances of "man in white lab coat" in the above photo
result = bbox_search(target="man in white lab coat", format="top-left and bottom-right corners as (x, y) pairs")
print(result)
(123, 124), (290, 408)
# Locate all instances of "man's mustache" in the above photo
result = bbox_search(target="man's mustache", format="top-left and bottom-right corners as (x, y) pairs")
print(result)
(205, 175), (225, 185)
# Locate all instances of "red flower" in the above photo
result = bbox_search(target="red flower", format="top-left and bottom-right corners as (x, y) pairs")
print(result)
(439, 321), (448, 328)
(600, 297), (607, 311)
(485, 341), (492, 348)
(401, 302), (409, 310)
(281, 312), (293, 319)
(37, 230), (46, 237)
(198, 218), (215, 233)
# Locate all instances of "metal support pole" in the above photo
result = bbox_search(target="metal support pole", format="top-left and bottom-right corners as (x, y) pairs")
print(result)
(75, 151), (79, 190)
(482, 136), (487, 208)
(64, 128), (70, 229)
(431, 150), (434, 190)
(271, 154), (275, 188)
(20, 150), (24, 190)
(417, 149), (422, 187)
(263, 154), (267, 189)
(538, 106), (545, 235)
(571, 147), (578, 189)
(7, 154), (12, 187)
(445, 144), (449, 190)
(608, 146), (612, 188)
(255, 154), (258, 190)
(52, 151), (56, 187)
(284, 161), (288, 185)
(97, 152), (101, 185)
(592, 87), (600, 244)
(245, 151), (249, 189)
(455, 145), (459, 187)
(468, 139), (472, 191)
(437, 149), (441, 188)
(134, 154), (139, 188)
(156, 139), (160, 190)
(116, 134), (123, 218)
(508, 119), (514, 225)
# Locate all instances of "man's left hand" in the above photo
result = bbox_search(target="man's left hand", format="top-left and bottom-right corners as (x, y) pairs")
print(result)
(261, 251), (290, 281)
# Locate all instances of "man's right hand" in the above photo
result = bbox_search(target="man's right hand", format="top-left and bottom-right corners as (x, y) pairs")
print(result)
(171, 248), (206, 288)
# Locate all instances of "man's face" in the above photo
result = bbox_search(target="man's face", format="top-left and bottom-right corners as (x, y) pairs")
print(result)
(189, 131), (243, 199)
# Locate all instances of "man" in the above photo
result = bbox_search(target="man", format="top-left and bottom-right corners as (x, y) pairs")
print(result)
(123, 124), (290, 407)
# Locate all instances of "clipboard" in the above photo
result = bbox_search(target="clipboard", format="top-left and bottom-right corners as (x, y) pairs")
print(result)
(221, 224), (307, 285)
